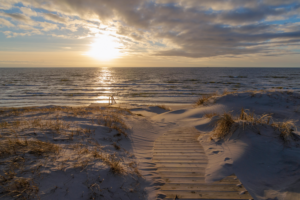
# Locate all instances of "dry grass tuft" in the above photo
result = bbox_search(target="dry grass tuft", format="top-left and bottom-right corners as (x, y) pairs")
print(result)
(128, 161), (141, 177)
(0, 138), (60, 158)
(97, 113), (129, 137)
(222, 89), (236, 95)
(271, 120), (298, 143)
(109, 158), (124, 174)
(196, 94), (214, 106)
(238, 109), (299, 142)
(212, 109), (299, 143)
(204, 113), (219, 118)
(213, 113), (235, 139)
(157, 105), (171, 111)
(1, 177), (39, 199)
(239, 108), (272, 125)
(96, 153), (124, 174)
(91, 149), (124, 174)
(112, 142), (121, 150)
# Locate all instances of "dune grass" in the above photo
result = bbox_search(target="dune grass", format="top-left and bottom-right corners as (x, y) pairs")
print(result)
(196, 94), (215, 106)
(157, 105), (171, 111)
(0, 138), (58, 199)
(272, 120), (298, 143)
(93, 152), (124, 174)
(204, 113), (219, 118)
(212, 113), (235, 139)
(0, 106), (138, 199)
(0, 138), (60, 158)
(239, 108), (272, 125)
(96, 113), (129, 137)
(196, 89), (296, 108)
(1, 177), (39, 200)
(212, 108), (298, 143)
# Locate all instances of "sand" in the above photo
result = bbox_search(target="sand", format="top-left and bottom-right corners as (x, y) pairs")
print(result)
(1, 90), (300, 199)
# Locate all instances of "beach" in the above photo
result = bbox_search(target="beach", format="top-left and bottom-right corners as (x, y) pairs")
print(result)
(2, 0), (300, 198)
(1, 90), (300, 199)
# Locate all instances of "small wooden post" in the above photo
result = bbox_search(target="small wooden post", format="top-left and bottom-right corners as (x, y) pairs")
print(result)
(109, 95), (116, 105)
(111, 95), (116, 104)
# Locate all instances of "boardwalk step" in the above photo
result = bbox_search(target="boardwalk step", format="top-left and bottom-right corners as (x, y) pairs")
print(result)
(162, 190), (251, 199)
(161, 183), (247, 191)
(153, 127), (253, 199)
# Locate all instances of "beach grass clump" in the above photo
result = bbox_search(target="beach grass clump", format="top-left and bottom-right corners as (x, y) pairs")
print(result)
(0, 138), (60, 158)
(212, 109), (271, 140)
(128, 161), (141, 177)
(157, 105), (171, 111)
(196, 94), (215, 106)
(238, 109), (298, 142)
(239, 108), (272, 125)
(212, 108), (299, 143)
(72, 143), (125, 174)
(222, 89), (236, 95)
(97, 113), (129, 136)
(204, 113), (219, 118)
(212, 113), (235, 139)
(1, 177), (39, 200)
(108, 156), (124, 174)
(94, 153), (124, 174)
(271, 120), (298, 143)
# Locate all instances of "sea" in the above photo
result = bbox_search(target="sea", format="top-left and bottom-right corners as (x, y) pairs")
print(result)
(0, 67), (300, 107)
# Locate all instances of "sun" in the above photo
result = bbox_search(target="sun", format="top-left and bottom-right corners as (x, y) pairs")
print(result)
(85, 34), (122, 61)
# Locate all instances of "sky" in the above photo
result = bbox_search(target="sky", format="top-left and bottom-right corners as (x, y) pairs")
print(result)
(0, 0), (300, 67)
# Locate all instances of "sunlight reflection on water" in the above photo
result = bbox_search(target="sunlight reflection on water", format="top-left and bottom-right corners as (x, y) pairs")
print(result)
(1, 67), (300, 107)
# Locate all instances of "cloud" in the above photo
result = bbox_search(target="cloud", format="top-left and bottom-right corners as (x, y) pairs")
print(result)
(2, 30), (37, 38)
(0, 18), (15, 27)
(1, 13), (31, 22)
(38, 21), (59, 31)
(0, 0), (19, 10)
(117, 25), (143, 41)
(1, 0), (300, 58)
(43, 13), (66, 23)
(20, 7), (37, 16)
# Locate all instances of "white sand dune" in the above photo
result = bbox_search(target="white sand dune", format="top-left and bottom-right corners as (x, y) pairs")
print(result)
(126, 91), (300, 200)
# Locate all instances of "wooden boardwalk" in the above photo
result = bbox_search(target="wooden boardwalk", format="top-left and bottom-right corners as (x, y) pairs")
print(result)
(153, 128), (253, 200)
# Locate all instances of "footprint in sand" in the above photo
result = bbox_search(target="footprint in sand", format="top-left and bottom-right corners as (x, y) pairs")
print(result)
(224, 157), (231, 161)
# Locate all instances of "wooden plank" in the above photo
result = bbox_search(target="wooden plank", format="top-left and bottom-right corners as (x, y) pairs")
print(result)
(153, 149), (205, 153)
(157, 167), (206, 172)
(153, 128), (253, 199)
(161, 183), (246, 191)
(159, 172), (206, 177)
(155, 163), (208, 168)
(161, 191), (252, 199)
(153, 159), (208, 162)
(162, 177), (239, 184)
